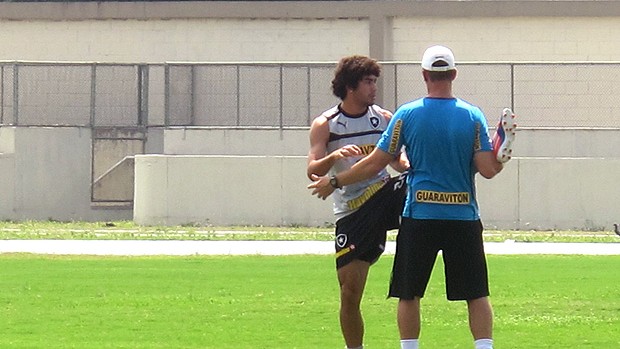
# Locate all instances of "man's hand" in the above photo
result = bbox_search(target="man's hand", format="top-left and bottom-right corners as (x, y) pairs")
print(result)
(335, 144), (363, 159)
(306, 143), (362, 181)
(307, 174), (335, 200)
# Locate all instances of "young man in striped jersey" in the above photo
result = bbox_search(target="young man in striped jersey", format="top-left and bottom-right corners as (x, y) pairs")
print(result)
(307, 55), (409, 349)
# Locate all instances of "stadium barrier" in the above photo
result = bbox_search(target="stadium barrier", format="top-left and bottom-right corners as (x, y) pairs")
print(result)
(133, 154), (620, 231)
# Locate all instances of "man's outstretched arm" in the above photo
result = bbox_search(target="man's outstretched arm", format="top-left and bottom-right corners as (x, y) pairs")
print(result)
(308, 148), (393, 200)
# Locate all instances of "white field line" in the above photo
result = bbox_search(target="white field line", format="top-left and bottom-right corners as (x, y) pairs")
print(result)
(0, 228), (616, 238)
(0, 240), (618, 256)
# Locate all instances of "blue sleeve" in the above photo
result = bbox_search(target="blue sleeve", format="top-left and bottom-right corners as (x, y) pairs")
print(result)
(377, 111), (405, 156)
(475, 109), (493, 152)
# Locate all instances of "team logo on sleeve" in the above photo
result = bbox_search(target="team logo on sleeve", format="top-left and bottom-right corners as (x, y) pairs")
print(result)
(388, 119), (403, 153)
(369, 116), (380, 129)
(474, 122), (481, 151)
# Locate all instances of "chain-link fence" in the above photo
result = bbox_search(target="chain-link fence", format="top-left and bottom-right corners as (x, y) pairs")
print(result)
(2, 61), (620, 128)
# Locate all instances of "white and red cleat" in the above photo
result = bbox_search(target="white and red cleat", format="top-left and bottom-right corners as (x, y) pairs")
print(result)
(492, 108), (517, 163)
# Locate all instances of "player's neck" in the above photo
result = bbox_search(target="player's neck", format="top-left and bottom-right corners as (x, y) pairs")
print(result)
(426, 82), (454, 99)
(339, 100), (369, 115)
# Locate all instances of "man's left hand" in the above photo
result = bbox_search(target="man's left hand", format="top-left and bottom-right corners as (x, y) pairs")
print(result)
(307, 174), (335, 200)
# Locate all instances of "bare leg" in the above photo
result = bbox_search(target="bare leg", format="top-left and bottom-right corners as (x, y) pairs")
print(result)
(337, 259), (370, 348)
(397, 297), (421, 340)
(467, 296), (493, 340)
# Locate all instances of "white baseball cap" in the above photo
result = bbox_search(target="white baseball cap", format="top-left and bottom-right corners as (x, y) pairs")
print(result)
(421, 45), (456, 71)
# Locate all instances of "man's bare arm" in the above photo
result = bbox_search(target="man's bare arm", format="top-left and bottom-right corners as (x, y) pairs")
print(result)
(308, 148), (393, 200)
(474, 151), (503, 179)
(389, 151), (410, 173)
(306, 116), (362, 180)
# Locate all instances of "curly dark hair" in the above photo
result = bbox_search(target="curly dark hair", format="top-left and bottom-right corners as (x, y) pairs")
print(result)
(331, 55), (381, 100)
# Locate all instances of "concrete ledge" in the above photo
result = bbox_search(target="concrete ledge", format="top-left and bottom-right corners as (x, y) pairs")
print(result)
(479, 157), (620, 230)
(3, 1), (620, 20)
(0, 153), (15, 219)
(133, 155), (333, 226)
(134, 155), (620, 230)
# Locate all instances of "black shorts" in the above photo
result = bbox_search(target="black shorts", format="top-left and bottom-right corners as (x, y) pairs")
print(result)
(388, 218), (489, 301)
(334, 173), (407, 269)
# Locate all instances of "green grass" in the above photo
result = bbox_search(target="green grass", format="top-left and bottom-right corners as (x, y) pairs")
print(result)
(1, 220), (619, 242)
(0, 254), (619, 348)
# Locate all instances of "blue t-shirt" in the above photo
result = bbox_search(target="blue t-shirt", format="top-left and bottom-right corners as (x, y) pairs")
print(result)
(376, 97), (493, 220)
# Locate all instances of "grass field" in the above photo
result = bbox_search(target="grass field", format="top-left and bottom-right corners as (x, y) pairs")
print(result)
(1, 220), (619, 242)
(1, 221), (619, 348)
(1, 253), (619, 348)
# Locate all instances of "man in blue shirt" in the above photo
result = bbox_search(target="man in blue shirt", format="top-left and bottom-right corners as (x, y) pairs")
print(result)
(308, 45), (516, 349)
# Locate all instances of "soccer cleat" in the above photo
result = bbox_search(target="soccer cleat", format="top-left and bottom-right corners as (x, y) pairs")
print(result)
(492, 108), (516, 163)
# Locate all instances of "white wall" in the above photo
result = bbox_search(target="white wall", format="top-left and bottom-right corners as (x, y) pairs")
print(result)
(0, 154), (14, 218)
(0, 19), (368, 63)
(2, 1), (620, 63)
(2, 126), (619, 229)
(505, 158), (619, 231)
(392, 17), (620, 62)
(2, 1), (620, 227)
(0, 127), (131, 221)
(133, 155), (332, 226)
(137, 126), (620, 230)
(134, 155), (620, 231)
(163, 128), (309, 156)
(162, 128), (620, 158)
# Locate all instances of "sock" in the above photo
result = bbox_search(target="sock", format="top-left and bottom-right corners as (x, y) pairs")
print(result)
(346, 346), (363, 349)
(474, 338), (493, 349)
(400, 339), (419, 349)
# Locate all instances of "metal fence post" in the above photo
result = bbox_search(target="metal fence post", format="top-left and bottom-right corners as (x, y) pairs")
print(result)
(510, 63), (515, 112)
(138, 64), (149, 127)
(12, 64), (19, 125)
(306, 66), (311, 126)
(190, 65), (195, 126)
(0, 64), (4, 125)
(90, 64), (96, 127)
(164, 64), (170, 127)
(236, 65), (241, 126)
(279, 64), (284, 130)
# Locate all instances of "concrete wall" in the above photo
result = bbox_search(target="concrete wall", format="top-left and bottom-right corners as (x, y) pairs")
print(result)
(484, 158), (620, 231)
(0, 127), (15, 218)
(133, 155), (620, 231)
(2, 1), (620, 228)
(2, 125), (619, 228)
(163, 128), (310, 156)
(162, 127), (620, 159)
(132, 127), (620, 230)
(0, 18), (368, 63)
(0, 153), (14, 217)
(2, 1), (620, 63)
(391, 16), (620, 62)
(0, 127), (131, 221)
(133, 155), (332, 227)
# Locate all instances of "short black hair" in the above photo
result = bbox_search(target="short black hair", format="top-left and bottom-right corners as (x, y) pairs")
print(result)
(427, 69), (456, 82)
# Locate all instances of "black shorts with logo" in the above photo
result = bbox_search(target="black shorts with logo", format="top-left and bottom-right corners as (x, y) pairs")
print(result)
(334, 172), (407, 269)
(388, 218), (489, 301)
